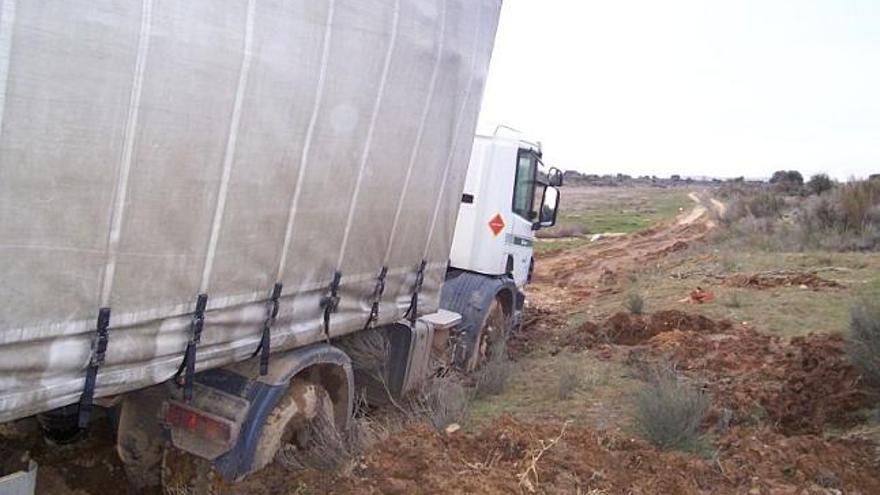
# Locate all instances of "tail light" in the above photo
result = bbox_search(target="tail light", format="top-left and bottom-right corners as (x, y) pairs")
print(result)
(164, 401), (233, 445)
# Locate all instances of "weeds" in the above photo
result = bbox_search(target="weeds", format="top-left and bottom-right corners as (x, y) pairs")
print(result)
(721, 291), (743, 309)
(474, 338), (514, 399)
(718, 178), (880, 252)
(634, 370), (710, 452)
(848, 302), (880, 394)
(624, 291), (645, 315)
(557, 365), (581, 400)
(408, 376), (471, 431)
(278, 398), (392, 474)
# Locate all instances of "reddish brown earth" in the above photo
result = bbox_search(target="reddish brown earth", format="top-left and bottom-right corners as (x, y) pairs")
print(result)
(723, 272), (845, 290)
(268, 417), (880, 495)
(639, 325), (872, 435)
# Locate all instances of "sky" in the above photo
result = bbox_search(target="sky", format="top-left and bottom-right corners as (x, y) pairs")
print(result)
(476, 0), (880, 180)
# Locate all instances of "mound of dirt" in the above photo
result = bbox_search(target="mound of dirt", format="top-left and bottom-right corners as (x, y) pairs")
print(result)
(508, 306), (565, 359)
(643, 327), (871, 435)
(723, 271), (845, 290)
(264, 417), (880, 494)
(562, 311), (733, 350)
(772, 334), (871, 434)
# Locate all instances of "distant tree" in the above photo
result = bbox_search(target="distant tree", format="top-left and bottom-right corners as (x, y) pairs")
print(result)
(770, 170), (788, 184)
(770, 170), (804, 194)
(671, 175), (681, 182)
(807, 173), (834, 195)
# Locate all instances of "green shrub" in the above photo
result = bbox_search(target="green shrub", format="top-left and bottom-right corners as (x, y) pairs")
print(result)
(624, 291), (645, 315)
(634, 373), (710, 452)
(807, 173), (834, 195)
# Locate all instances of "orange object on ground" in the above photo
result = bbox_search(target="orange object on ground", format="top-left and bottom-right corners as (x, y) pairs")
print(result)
(689, 288), (715, 304)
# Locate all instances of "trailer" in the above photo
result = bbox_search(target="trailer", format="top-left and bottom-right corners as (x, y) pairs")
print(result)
(0, 0), (561, 490)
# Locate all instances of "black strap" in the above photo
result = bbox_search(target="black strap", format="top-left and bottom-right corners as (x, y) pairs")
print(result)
(320, 272), (342, 342)
(404, 260), (427, 326)
(78, 307), (111, 429)
(364, 266), (388, 331)
(176, 294), (208, 403)
(256, 283), (283, 376)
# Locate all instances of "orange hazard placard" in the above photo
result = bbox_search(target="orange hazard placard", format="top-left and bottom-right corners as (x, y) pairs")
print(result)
(488, 213), (505, 236)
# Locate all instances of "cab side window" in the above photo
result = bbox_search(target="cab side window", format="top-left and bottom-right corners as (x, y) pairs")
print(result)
(513, 150), (537, 220)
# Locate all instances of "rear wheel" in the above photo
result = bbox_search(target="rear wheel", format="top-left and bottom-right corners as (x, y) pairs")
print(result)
(252, 379), (335, 472)
(160, 379), (335, 494)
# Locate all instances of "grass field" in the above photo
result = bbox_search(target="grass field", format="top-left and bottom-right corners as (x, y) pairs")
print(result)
(536, 186), (694, 253)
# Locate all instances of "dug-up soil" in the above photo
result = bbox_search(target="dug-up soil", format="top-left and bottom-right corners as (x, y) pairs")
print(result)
(556, 310), (872, 436)
(723, 272), (845, 291)
(277, 416), (880, 495)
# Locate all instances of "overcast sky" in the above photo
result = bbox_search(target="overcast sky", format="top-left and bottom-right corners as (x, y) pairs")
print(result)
(477, 0), (880, 180)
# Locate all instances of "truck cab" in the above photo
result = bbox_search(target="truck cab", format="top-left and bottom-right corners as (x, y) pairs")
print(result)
(441, 129), (562, 369)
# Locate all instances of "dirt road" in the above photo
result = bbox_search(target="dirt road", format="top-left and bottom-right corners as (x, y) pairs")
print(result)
(530, 192), (717, 314)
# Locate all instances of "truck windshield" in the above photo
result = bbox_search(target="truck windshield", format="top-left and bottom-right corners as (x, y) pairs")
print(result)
(513, 149), (538, 220)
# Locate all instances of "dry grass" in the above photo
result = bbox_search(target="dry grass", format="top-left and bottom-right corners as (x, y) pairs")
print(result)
(474, 339), (514, 399)
(556, 365), (581, 400)
(848, 302), (880, 395)
(407, 376), (471, 431)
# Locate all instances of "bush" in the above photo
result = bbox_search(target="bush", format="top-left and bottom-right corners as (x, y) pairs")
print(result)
(408, 376), (471, 431)
(474, 338), (514, 399)
(717, 178), (880, 252)
(624, 291), (645, 315)
(634, 372), (710, 452)
(808, 173), (834, 195)
(848, 303), (880, 393)
(557, 365), (581, 400)
(770, 170), (804, 194)
(721, 291), (742, 309)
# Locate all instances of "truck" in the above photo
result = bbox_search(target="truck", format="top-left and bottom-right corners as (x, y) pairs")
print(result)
(0, 0), (561, 491)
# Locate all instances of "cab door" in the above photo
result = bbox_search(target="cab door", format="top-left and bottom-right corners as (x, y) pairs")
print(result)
(508, 149), (540, 288)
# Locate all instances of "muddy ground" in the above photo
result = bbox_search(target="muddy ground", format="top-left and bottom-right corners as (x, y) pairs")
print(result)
(4, 193), (879, 494)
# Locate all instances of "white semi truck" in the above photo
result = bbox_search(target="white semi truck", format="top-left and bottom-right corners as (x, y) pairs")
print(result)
(0, 0), (560, 490)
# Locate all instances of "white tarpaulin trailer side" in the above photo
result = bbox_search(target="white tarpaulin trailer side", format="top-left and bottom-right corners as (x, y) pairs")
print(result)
(0, 0), (501, 423)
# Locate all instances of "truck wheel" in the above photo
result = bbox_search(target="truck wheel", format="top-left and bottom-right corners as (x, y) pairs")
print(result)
(466, 297), (508, 372)
(160, 379), (334, 493)
(251, 378), (335, 472)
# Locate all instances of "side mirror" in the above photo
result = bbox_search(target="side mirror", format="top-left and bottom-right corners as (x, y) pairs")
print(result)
(548, 167), (563, 187)
(534, 186), (560, 229)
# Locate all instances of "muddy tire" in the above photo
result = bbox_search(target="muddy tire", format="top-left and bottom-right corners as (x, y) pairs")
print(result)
(465, 297), (509, 372)
(252, 379), (335, 472)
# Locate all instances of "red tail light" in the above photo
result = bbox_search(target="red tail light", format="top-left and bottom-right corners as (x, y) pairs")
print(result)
(164, 401), (232, 444)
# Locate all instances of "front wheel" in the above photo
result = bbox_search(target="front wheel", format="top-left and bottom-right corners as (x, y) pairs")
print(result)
(465, 297), (509, 372)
